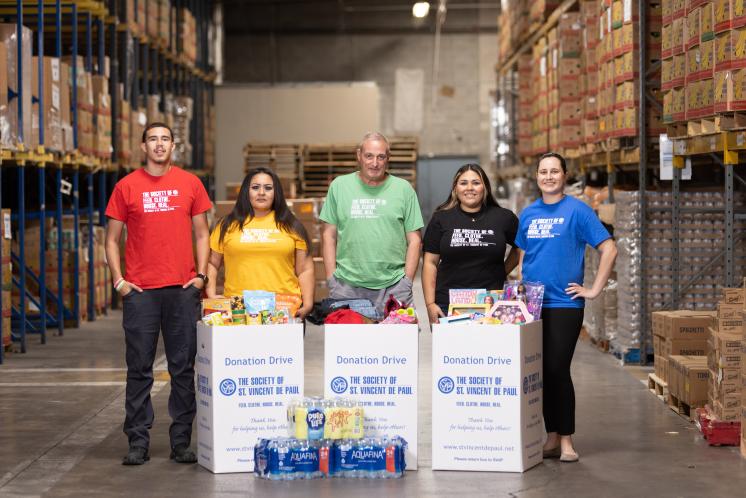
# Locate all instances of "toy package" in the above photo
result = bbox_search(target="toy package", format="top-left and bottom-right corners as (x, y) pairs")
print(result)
(503, 280), (544, 321)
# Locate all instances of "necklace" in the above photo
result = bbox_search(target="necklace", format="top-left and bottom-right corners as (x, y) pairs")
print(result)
(460, 206), (483, 223)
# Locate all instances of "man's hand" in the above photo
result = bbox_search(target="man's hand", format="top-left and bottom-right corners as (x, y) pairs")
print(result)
(183, 277), (205, 290)
(118, 281), (143, 296)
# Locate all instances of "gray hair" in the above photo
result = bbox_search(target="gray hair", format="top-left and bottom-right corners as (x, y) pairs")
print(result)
(357, 132), (390, 155)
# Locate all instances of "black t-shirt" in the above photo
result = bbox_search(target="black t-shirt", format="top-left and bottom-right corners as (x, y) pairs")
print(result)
(423, 204), (519, 306)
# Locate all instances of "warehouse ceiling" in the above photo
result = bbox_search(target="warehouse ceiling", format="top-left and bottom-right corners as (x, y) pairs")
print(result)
(221, 0), (500, 35)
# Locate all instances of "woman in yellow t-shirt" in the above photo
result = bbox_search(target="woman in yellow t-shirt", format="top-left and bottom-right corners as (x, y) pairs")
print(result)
(206, 167), (315, 319)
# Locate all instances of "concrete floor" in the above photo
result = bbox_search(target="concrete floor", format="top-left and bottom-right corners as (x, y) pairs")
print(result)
(1, 289), (745, 497)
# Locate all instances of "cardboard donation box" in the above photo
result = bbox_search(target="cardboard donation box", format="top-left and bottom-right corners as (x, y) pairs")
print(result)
(432, 321), (543, 472)
(196, 323), (304, 473)
(323, 324), (419, 469)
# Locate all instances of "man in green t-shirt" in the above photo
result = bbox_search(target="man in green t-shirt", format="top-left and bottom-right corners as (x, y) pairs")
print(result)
(319, 132), (424, 313)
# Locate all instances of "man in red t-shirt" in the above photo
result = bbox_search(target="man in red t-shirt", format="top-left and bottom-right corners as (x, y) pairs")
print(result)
(105, 122), (211, 465)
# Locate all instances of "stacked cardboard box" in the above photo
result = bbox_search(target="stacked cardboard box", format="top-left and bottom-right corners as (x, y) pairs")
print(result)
(680, 1), (717, 134)
(287, 198), (323, 258)
(158, 0), (171, 47)
(652, 310), (713, 383)
(597, 0), (663, 139)
(0, 23), (32, 149)
(92, 74), (112, 159)
(164, 94), (193, 167)
(581, 1), (600, 149)
(530, 37), (550, 155)
(554, 13), (584, 156)
(117, 96), (132, 165)
(244, 143), (301, 198)
(713, 0), (746, 122)
(1, 209), (11, 347)
(668, 355), (709, 409)
(181, 8), (198, 64)
(613, 190), (746, 353)
(517, 55), (533, 159)
(130, 107), (146, 167)
(530, 1), (561, 29)
(31, 56), (64, 151)
(708, 286), (744, 421)
(663, 0), (686, 130)
(64, 56), (95, 156)
(741, 282), (746, 458)
(203, 93), (215, 171)
(498, 1), (530, 62)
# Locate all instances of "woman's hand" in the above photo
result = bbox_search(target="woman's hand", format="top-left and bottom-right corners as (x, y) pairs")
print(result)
(565, 282), (600, 300)
(296, 304), (313, 321)
(205, 290), (225, 299)
(427, 303), (445, 324)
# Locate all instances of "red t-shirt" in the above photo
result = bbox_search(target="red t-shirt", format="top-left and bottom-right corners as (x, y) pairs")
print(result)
(105, 167), (212, 289)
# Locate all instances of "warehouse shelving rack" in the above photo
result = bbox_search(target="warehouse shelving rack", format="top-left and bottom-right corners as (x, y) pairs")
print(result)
(493, 0), (744, 366)
(0, 0), (216, 364)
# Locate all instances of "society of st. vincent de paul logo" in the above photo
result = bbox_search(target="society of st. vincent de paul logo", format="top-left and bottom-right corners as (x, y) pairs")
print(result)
(219, 378), (237, 396)
(330, 376), (348, 394)
(437, 376), (455, 394)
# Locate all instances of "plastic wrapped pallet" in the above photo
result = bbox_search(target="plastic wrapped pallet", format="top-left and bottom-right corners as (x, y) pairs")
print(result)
(613, 189), (746, 355)
(0, 23), (32, 149)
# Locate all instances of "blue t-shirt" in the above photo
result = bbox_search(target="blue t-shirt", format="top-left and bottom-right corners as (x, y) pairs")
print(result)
(515, 196), (611, 309)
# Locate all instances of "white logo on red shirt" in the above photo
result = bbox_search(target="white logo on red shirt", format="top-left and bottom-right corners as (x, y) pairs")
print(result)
(142, 190), (180, 213)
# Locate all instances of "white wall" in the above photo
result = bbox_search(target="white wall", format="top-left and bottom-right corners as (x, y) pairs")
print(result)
(215, 82), (380, 199)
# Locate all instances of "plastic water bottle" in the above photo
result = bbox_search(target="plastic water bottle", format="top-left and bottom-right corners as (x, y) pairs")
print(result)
(319, 439), (332, 478)
(278, 438), (295, 481)
(354, 438), (368, 479)
(338, 439), (357, 478)
(293, 439), (321, 480)
(266, 439), (283, 481)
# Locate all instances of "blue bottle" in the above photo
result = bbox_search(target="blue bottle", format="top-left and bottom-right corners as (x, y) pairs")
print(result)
(277, 438), (295, 480)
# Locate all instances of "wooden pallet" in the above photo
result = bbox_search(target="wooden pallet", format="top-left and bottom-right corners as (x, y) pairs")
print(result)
(667, 392), (698, 420)
(687, 117), (719, 136)
(647, 373), (668, 402)
(716, 111), (746, 131)
(666, 122), (688, 138)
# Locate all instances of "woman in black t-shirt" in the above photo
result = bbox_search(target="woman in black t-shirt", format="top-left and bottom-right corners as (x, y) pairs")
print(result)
(422, 164), (520, 324)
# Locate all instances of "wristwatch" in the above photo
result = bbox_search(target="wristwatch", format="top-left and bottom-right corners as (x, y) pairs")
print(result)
(197, 273), (209, 284)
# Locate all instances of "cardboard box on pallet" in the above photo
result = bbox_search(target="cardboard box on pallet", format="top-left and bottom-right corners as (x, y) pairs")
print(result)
(30, 56), (63, 151)
(669, 355), (709, 406)
(0, 23), (32, 149)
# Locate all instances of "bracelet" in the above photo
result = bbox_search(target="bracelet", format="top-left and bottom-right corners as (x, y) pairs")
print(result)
(115, 280), (126, 292)
(113, 278), (124, 289)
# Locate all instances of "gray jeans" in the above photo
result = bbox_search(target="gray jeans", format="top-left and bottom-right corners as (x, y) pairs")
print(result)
(328, 275), (414, 315)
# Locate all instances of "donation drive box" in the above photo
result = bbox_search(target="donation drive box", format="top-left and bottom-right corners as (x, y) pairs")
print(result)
(431, 321), (543, 472)
(196, 323), (305, 473)
(323, 324), (419, 469)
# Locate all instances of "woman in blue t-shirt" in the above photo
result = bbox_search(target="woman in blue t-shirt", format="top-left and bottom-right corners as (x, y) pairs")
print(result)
(515, 152), (617, 463)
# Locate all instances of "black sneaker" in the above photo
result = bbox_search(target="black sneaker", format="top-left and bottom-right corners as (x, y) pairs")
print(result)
(170, 444), (197, 464)
(122, 446), (150, 465)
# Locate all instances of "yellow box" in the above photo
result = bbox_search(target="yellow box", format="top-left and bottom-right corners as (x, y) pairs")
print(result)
(715, 0), (731, 30)
(687, 7), (700, 46)
(662, 57), (673, 84)
(672, 17), (685, 52)
(612, 0), (624, 28)
(663, 23), (672, 55)
(701, 2), (715, 38)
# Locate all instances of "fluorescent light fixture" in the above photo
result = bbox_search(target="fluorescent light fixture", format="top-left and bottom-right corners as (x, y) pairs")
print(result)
(413, 2), (431, 18)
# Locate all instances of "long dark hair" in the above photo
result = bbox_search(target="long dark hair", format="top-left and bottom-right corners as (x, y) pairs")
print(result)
(435, 163), (500, 211)
(217, 167), (310, 249)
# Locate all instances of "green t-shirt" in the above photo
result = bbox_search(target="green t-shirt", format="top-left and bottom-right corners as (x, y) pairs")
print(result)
(319, 172), (424, 289)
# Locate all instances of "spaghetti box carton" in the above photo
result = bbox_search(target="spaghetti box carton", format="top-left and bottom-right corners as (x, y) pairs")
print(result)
(664, 311), (714, 339)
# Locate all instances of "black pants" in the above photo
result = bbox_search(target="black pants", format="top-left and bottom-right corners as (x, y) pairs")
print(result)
(542, 307), (584, 436)
(122, 285), (201, 450)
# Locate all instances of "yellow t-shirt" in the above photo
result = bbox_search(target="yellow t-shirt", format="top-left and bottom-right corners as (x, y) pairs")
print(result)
(209, 212), (308, 297)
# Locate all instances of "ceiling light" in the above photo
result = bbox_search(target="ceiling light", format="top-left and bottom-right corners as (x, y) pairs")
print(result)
(413, 2), (430, 18)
